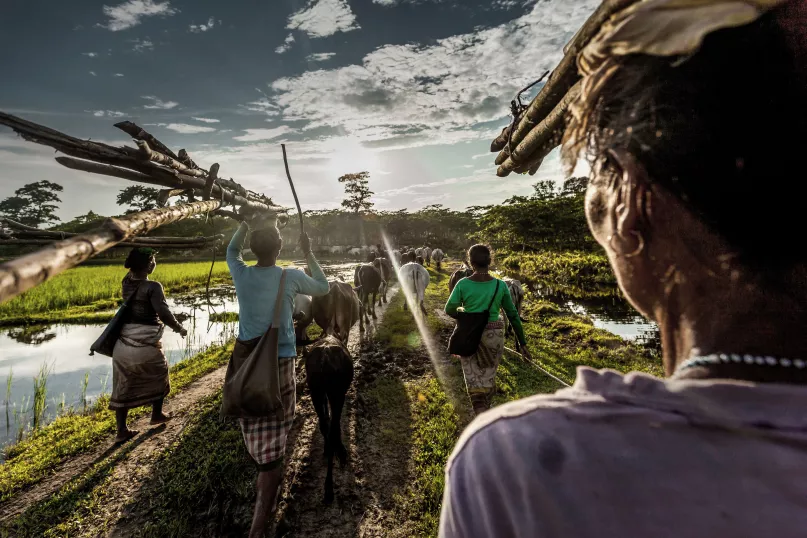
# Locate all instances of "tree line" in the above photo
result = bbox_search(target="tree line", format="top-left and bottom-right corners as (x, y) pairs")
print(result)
(0, 173), (596, 258)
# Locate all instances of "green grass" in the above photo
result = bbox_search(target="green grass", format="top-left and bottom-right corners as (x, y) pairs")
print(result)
(0, 261), (234, 325)
(0, 341), (234, 503)
(497, 250), (617, 299)
(208, 311), (239, 323)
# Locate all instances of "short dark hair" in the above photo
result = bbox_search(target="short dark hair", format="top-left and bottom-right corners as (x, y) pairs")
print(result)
(467, 244), (492, 269)
(565, 9), (806, 266)
(250, 227), (282, 259)
(124, 247), (154, 272)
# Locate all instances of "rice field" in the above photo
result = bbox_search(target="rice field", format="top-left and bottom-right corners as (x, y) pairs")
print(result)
(0, 261), (234, 321)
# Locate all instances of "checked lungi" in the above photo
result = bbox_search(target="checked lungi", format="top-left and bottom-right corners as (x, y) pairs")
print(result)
(239, 357), (297, 470)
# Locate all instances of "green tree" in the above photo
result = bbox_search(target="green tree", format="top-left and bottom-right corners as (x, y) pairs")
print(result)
(338, 172), (374, 215)
(116, 186), (161, 213)
(0, 180), (64, 227)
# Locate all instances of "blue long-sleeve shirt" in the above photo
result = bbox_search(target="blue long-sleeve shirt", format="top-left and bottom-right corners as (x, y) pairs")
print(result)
(226, 222), (329, 357)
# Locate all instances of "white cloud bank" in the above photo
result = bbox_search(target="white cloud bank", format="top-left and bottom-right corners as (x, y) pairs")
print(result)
(233, 126), (293, 142)
(148, 123), (216, 134)
(141, 95), (178, 109)
(192, 117), (220, 123)
(286, 0), (360, 38)
(267, 0), (596, 150)
(88, 110), (127, 117)
(100, 0), (177, 31)
(307, 52), (336, 62)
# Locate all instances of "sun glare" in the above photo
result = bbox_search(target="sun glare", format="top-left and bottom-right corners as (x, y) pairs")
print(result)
(326, 138), (381, 176)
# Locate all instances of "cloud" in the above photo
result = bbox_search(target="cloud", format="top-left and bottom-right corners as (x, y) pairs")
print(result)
(192, 117), (220, 123)
(89, 71), (97, 76)
(286, 0), (360, 38)
(189, 16), (218, 33)
(147, 123), (217, 134)
(114, 73), (125, 77)
(141, 95), (178, 109)
(131, 38), (154, 52)
(267, 0), (596, 150)
(100, 0), (177, 31)
(233, 126), (294, 142)
(88, 110), (127, 117)
(275, 33), (295, 54)
(82, 52), (98, 58)
(241, 97), (280, 117)
(307, 52), (336, 62)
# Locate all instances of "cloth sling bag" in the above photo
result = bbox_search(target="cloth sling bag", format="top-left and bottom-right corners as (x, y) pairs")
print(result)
(220, 269), (287, 420)
(448, 279), (500, 357)
(90, 280), (144, 357)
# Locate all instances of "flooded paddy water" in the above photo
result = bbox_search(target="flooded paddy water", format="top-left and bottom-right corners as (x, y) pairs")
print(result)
(0, 260), (360, 450)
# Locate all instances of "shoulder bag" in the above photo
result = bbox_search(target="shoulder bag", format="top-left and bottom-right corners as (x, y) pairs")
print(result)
(447, 279), (500, 357)
(89, 279), (144, 357)
(220, 269), (287, 420)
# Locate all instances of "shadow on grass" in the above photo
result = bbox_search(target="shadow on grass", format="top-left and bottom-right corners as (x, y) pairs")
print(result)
(0, 426), (164, 538)
(109, 393), (256, 538)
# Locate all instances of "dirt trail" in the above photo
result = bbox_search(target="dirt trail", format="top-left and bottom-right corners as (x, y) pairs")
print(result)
(0, 363), (228, 524)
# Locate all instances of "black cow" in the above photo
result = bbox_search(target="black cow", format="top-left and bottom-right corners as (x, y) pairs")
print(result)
(353, 264), (383, 328)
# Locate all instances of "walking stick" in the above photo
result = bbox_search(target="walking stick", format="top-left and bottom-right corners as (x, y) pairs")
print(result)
(281, 144), (304, 233)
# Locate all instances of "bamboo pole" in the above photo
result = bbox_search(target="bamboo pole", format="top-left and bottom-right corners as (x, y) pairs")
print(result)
(492, 0), (638, 166)
(0, 200), (221, 304)
(136, 140), (207, 178)
(496, 81), (582, 177)
(113, 120), (180, 160)
(0, 221), (223, 244)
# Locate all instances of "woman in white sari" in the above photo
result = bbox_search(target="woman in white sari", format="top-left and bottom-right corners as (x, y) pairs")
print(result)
(111, 247), (186, 443)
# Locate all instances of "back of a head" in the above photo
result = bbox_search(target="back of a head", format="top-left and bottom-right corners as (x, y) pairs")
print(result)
(565, 2), (807, 269)
(124, 247), (152, 273)
(467, 244), (492, 269)
(250, 226), (282, 260)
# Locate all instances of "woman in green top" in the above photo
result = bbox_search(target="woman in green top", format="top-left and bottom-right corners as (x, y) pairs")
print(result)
(445, 244), (531, 415)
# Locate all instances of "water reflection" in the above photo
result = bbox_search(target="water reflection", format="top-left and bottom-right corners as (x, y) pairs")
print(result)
(6, 325), (57, 346)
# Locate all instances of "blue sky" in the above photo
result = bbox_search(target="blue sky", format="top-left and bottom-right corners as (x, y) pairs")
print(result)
(0, 0), (597, 221)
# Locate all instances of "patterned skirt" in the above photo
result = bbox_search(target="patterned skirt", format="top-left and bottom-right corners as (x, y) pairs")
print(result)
(459, 321), (505, 412)
(109, 324), (170, 410)
(239, 357), (297, 470)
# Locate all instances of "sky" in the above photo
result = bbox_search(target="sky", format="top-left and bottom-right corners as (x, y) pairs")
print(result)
(0, 0), (598, 221)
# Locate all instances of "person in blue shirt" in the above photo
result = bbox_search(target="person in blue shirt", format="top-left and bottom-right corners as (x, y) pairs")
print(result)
(227, 220), (329, 538)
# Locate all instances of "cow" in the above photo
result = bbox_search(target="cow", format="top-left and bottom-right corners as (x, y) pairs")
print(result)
(312, 280), (362, 340)
(354, 263), (383, 329)
(423, 247), (432, 266)
(416, 255), (425, 266)
(449, 264), (474, 293)
(391, 250), (402, 265)
(503, 277), (526, 347)
(432, 248), (445, 270)
(348, 247), (362, 258)
(293, 293), (314, 344)
(399, 255), (430, 316)
(330, 245), (347, 255)
(372, 257), (392, 304)
(304, 333), (354, 504)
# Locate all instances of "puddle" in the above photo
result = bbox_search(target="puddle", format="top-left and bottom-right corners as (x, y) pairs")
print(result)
(0, 260), (360, 451)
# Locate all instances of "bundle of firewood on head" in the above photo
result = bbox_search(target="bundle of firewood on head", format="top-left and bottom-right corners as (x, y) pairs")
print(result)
(0, 113), (290, 304)
(489, 0), (791, 177)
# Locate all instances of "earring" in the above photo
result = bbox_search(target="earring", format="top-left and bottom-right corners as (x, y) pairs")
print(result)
(608, 231), (645, 258)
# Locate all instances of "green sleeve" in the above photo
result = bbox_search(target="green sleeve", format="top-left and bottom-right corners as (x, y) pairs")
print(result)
(501, 285), (526, 345)
(445, 280), (463, 319)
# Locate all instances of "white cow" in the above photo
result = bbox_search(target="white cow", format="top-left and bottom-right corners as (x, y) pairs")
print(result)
(398, 260), (430, 316)
(432, 248), (445, 270)
(348, 247), (363, 258)
(502, 277), (526, 346)
(423, 247), (433, 266)
(293, 294), (314, 343)
(330, 245), (347, 255)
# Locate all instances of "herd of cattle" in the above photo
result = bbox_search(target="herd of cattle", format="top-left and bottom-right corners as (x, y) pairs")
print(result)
(293, 246), (525, 503)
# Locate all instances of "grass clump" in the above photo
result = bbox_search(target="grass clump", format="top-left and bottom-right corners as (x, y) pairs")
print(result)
(407, 378), (461, 536)
(209, 311), (239, 323)
(0, 341), (234, 503)
(498, 250), (616, 299)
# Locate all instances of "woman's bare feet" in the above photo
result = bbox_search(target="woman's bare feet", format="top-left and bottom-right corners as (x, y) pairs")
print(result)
(150, 412), (173, 425)
(114, 429), (139, 444)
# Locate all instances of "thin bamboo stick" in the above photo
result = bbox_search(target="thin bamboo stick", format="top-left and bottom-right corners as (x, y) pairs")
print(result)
(136, 140), (207, 178)
(0, 200), (221, 304)
(0, 238), (221, 249)
(0, 221), (223, 244)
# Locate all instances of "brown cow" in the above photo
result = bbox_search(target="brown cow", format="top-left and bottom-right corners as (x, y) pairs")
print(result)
(312, 280), (362, 339)
(448, 265), (474, 293)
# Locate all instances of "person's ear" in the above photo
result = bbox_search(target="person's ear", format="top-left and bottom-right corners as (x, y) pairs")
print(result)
(606, 148), (651, 257)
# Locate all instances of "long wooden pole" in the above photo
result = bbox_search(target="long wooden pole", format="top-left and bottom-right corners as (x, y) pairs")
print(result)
(0, 218), (222, 244)
(0, 200), (221, 304)
(281, 144), (305, 233)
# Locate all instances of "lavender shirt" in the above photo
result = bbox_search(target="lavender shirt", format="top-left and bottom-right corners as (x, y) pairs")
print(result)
(440, 367), (807, 538)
